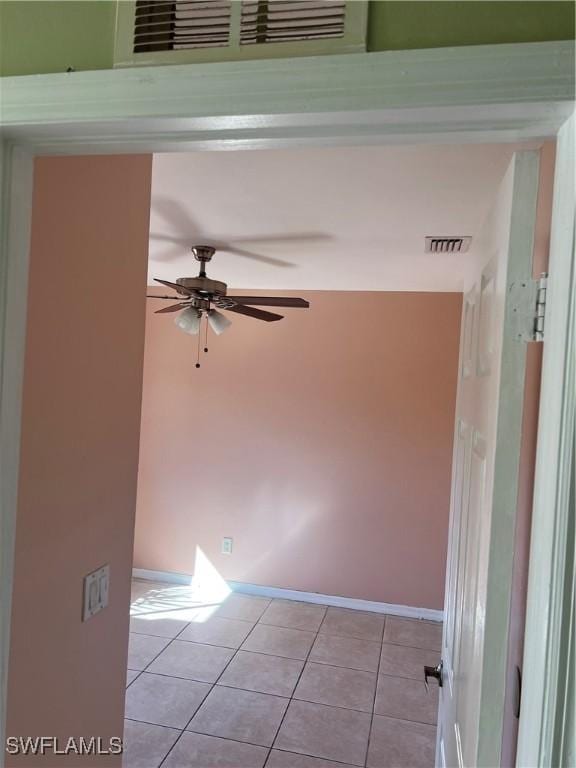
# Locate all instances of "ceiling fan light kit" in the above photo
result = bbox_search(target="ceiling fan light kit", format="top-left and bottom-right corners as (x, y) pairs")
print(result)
(147, 245), (310, 367)
(174, 306), (202, 335)
(207, 309), (232, 335)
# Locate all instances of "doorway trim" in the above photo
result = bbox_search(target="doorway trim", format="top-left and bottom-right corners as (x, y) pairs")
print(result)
(1, 41), (574, 764)
(516, 113), (575, 768)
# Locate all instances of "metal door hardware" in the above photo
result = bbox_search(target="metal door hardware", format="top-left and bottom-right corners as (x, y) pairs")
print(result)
(424, 661), (443, 690)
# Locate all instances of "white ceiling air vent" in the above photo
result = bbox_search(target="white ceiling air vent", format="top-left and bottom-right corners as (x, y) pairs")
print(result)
(240, 0), (347, 45)
(425, 236), (472, 254)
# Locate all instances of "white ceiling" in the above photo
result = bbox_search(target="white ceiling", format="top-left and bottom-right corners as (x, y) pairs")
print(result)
(148, 142), (538, 292)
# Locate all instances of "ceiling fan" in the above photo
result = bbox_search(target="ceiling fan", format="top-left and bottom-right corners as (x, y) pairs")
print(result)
(147, 245), (310, 367)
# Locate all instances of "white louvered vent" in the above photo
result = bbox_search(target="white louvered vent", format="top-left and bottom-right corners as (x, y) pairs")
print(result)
(134, 0), (232, 52)
(132, 0), (347, 53)
(116, 0), (366, 66)
(425, 236), (472, 254)
(240, 1), (346, 45)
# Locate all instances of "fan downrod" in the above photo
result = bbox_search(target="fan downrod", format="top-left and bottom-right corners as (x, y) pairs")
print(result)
(191, 245), (215, 278)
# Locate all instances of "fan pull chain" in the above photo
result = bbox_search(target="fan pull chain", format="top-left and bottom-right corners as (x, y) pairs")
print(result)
(204, 316), (209, 354)
(195, 320), (201, 369)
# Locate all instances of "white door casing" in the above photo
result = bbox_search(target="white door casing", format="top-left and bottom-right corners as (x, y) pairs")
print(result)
(517, 113), (576, 768)
(437, 151), (541, 768)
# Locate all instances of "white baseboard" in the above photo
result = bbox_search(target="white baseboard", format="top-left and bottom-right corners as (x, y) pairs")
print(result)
(132, 568), (444, 622)
(228, 581), (444, 622)
(133, 567), (193, 586)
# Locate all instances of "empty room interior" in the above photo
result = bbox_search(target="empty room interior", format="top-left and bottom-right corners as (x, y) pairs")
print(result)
(6, 139), (554, 768)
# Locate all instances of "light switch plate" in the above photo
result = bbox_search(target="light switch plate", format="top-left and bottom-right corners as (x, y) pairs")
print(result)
(222, 537), (233, 555)
(82, 564), (110, 621)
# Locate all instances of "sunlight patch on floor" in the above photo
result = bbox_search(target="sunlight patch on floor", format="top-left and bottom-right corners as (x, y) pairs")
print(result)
(130, 547), (231, 623)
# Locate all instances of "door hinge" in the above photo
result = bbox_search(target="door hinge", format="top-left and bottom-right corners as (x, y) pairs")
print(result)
(533, 273), (547, 342)
(510, 272), (548, 342)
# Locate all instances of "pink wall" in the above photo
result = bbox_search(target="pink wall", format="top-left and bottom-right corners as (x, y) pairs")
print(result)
(135, 290), (462, 610)
(6, 156), (152, 765)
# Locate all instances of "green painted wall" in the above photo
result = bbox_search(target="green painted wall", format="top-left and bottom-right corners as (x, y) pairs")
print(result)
(0, 1), (116, 77)
(0, 0), (574, 77)
(368, 1), (575, 51)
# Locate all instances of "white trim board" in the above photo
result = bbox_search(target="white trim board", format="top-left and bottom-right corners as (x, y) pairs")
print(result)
(1, 42), (573, 153)
(132, 568), (444, 622)
(133, 567), (194, 586)
(3, 42), (573, 125)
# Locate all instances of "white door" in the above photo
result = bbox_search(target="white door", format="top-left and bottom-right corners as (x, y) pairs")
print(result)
(437, 151), (541, 768)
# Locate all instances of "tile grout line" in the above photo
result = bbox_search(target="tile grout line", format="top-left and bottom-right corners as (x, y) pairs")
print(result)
(127, 700), (438, 734)
(263, 604), (328, 767)
(125, 669), (143, 690)
(145, 640), (379, 666)
(155, 716), (199, 767)
(130, 626), (440, 653)
(131, 663), (422, 689)
(271, 746), (359, 768)
(364, 614), (386, 768)
(125, 708), (437, 750)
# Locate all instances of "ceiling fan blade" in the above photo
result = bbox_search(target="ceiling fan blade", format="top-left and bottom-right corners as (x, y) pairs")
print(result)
(153, 278), (195, 296)
(147, 294), (182, 299)
(225, 296), (309, 308)
(149, 233), (191, 246)
(152, 198), (200, 236)
(149, 241), (294, 267)
(154, 302), (192, 314)
(215, 245), (295, 268)
(229, 233), (331, 246)
(152, 198), (328, 249)
(225, 304), (283, 322)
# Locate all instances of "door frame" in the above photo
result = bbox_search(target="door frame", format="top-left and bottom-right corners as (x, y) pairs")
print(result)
(516, 113), (575, 768)
(1, 41), (574, 765)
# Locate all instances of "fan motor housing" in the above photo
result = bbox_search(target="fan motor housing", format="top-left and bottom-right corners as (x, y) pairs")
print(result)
(177, 277), (227, 296)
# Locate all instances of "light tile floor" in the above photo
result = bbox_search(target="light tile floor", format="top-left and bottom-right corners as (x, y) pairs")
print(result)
(124, 580), (442, 768)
